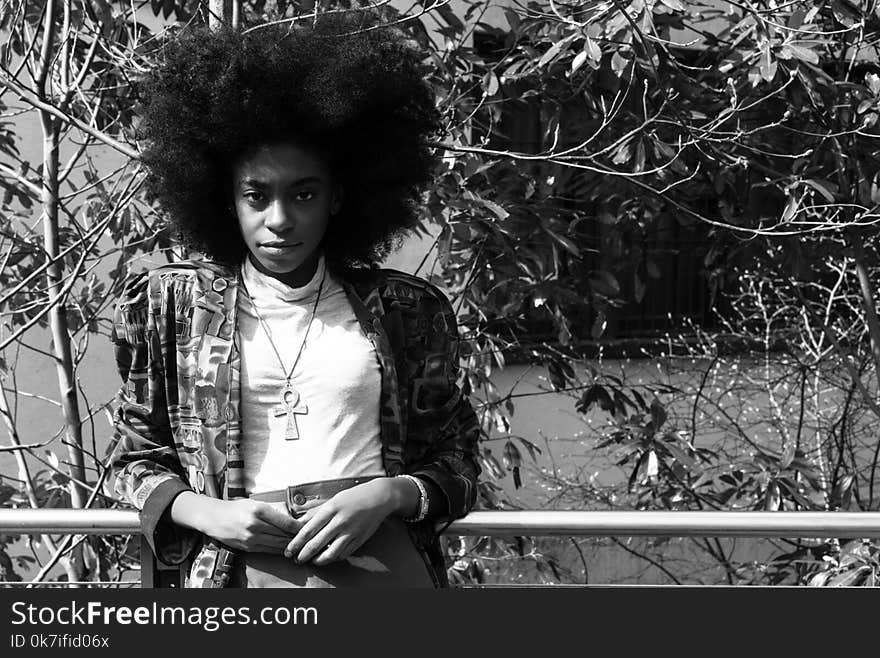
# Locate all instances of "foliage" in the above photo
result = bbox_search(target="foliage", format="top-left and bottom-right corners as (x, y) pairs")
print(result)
(419, 0), (880, 586)
(1, 0), (880, 586)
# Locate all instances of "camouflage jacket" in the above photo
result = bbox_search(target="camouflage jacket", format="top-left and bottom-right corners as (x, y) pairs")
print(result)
(108, 259), (480, 588)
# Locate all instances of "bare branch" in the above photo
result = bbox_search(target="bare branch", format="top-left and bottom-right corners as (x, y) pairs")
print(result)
(0, 68), (139, 160)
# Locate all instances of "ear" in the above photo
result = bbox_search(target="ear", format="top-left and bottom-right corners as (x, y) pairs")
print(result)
(330, 182), (344, 215)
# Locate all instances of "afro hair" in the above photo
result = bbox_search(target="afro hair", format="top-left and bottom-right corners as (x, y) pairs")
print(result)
(136, 12), (443, 269)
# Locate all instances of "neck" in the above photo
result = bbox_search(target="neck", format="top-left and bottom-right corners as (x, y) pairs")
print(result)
(247, 251), (321, 288)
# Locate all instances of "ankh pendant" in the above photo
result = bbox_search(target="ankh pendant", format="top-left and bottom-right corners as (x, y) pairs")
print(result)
(273, 386), (308, 440)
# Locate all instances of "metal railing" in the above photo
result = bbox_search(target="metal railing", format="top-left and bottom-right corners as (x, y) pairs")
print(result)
(2, 509), (880, 586)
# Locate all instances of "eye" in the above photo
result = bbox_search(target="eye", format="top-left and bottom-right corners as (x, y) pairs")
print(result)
(242, 190), (265, 203)
(295, 189), (316, 202)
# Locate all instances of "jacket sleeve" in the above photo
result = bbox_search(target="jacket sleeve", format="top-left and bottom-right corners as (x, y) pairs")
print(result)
(108, 272), (200, 566)
(406, 283), (481, 523)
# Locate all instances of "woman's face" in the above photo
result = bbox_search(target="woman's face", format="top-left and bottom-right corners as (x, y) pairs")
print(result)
(231, 140), (343, 286)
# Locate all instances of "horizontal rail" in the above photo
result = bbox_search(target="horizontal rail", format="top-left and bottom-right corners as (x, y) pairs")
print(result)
(0, 509), (140, 534)
(2, 509), (880, 538)
(446, 511), (880, 538)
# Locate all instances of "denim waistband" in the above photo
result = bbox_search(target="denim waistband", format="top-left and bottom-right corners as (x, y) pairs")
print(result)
(248, 476), (382, 516)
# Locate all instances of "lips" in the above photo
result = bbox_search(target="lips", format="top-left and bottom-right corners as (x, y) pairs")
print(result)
(261, 240), (302, 248)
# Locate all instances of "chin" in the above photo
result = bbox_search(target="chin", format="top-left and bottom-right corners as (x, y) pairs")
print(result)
(248, 245), (318, 276)
(260, 257), (305, 274)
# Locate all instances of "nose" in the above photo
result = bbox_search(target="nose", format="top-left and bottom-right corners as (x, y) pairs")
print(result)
(264, 199), (295, 233)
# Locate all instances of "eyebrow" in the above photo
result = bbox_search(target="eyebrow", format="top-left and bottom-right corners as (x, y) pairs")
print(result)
(238, 175), (324, 188)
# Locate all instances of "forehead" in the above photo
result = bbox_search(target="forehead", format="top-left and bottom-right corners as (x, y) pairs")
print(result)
(232, 141), (331, 184)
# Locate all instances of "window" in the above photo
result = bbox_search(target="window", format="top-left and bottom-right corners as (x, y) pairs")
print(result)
(472, 29), (723, 348)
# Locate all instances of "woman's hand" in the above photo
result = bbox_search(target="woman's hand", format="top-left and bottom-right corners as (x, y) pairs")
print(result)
(171, 492), (303, 553)
(284, 477), (420, 565)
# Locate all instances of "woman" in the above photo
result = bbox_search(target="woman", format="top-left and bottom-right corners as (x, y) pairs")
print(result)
(109, 14), (480, 588)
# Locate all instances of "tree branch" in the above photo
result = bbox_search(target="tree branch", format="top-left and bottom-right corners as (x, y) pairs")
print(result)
(0, 68), (139, 160)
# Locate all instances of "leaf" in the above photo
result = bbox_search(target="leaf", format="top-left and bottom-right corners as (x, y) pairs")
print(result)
(759, 42), (778, 82)
(633, 273), (646, 303)
(781, 194), (799, 222)
(576, 386), (599, 414)
(1, 181), (13, 206)
(45, 450), (60, 470)
(804, 179), (837, 202)
(645, 450), (658, 481)
(547, 359), (573, 391)
(611, 140), (632, 165)
(516, 437), (542, 463)
(462, 156), (498, 180)
(434, 2), (464, 31)
(598, 210), (617, 225)
(483, 71), (500, 97)
(502, 440), (522, 470)
(867, 73), (880, 96)
(0, 483), (17, 506)
(538, 38), (567, 69)
(547, 229), (581, 257)
(804, 4), (822, 23)
(482, 199), (509, 220)
(584, 36), (602, 63)
(631, 388), (647, 410)
(808, 570), (833, 587)
(764, 481), (781, 511)
(632, 451), (656, 488)
(480, 449), (505, 480)
(503, 7), (521, 31)
(831, 0), (861, 28)
(629, 453), (646, 492)
(663, 441), (696, 470)
(591, 311), (607, 340)
(748, 67), (763, 88)
(612, 388), (634, 416)
(16, 187), (33, 209)
(658, 0), (685, 11)
(827, 565), (870, 587)
(589, 270), (620, 297)
(610, 50), (632, 78)
(634, 140), (645, 173)
(779, 43), (819, 65)
(571, 51), (588, 74)
(649, 398), (667, 432)
(831, 474), (855, 508)
(596, 385), (615, 413)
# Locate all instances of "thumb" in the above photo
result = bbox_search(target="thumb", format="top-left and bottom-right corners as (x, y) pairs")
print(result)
(257, 503), (303, 534)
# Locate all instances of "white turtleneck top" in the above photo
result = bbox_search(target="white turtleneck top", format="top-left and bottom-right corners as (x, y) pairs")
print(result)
(237, 254), (385, 494)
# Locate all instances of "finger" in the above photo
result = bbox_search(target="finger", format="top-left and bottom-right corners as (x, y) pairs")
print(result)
(290, 518), (341, 563)
(255, 503), (304, 534)
(250, 518), (297, 539)
(248, 539), (291, 554)
(251, 529), (298, 549)
(311, 535), (352, 566)
(284, 507), (334, 558)
(324, 526), (376, 565)
(293, 506), (319, 524)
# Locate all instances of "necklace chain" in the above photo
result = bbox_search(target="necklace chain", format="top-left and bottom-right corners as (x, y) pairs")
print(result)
(239, 261), (326, 385)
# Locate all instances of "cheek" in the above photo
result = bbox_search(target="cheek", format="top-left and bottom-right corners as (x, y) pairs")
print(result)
(304, 212), (332, 240)
(235, 209), (260, 242)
